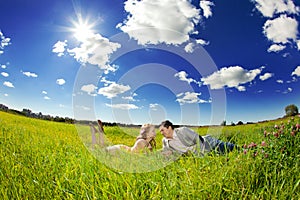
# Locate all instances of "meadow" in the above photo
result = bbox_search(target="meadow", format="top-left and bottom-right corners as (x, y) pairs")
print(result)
(0, 111), (299, 199)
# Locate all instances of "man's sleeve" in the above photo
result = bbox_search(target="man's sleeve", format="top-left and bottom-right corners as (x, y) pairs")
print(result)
(178, 127), (199, 146)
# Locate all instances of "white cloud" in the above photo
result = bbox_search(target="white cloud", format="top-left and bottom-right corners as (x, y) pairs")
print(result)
(252, 0), (300, 52)
(100, 77), (115, 86)
(175, 71), (194, 84)
(283, 87), (293, 94)
(263, 14), (298, 45)
(42, 91), (47, 94)
(105, 103), (138, 110)
(292, 66), (300, 76)
(4, 93), (8, 97)
(276, 79), (284, 84)
(1, 64), (7, 69)
(22, 71), (38, 78)
(150, 103), (159, 111)
(1, 72), (9, 77)
(52, 40), (67, 57)
(67, 33), (121, 74)
(199, 0), (214, 18)
(122, 93), (137, 101)
(184, 42), (195, 53)
(117, 0), (201, 45)
(76, 105), (91, 111)
(236, 86), (246, 92)
(98, 82), (131, 99)
(297, 40), (300, 50)
(81, 84), (98, 96)
(196, 38), (209, 46)
(3, 81), (14, 88)
(201, 66), (262, 90)
(252, 0), (299, 18)
(44, 96), (50, 100)
(176, 92), (209, 105)
(174, 71), (201, 86)
(259, 72), (273, 81)
(56, 79), (66, 85)
(267, 44), (286, 52)
(0, 31), (11, 54)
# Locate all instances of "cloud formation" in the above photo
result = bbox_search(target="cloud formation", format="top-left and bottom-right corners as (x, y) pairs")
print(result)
(67, 33), (121, 74)
(259, 72), (273, 81)
(117, 0), (201, 45)
(52, 40), (67, 57)
(252, 0), (300, 52)
(174, 71), (201, 86)
(0, 31), (11, 55)
(1, 72), (9, 77)
(176, 91), (209, 105)
(201, 66), (262, 91)
(105, 103), (138, 110)
(199, 0), (214, 18)
(22, 71), (38, 78)
(81, 84), (98, 96)
(292, 66), (300, 76)
(263, 14), (298, 44)
(3, 81), (14, 88)
(98, 82), (131, 99)
(252, 0), (299, 18)
(56, 78), (66, 85)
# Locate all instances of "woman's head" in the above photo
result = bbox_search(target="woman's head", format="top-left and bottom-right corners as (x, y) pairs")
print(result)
(139, 124), (156, 139)
(138, 124), (157, 151)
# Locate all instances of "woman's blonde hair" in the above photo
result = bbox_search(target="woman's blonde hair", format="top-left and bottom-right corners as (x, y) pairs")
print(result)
(138, 124), (156, 150)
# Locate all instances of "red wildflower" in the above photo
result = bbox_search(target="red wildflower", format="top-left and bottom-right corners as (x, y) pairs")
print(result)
(291, 131), (295, 137)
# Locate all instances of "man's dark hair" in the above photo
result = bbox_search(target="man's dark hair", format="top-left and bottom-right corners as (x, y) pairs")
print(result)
(159, 120), (175, 130)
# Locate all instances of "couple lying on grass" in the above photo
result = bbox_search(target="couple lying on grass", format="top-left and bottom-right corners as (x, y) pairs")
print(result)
(90, 120), (237, 157)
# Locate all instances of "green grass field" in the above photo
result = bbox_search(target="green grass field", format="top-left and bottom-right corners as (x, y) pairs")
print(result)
(0, 111), (299, 199)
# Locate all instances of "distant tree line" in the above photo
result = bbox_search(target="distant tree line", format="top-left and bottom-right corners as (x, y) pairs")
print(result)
(0, 104), (74, 124)
(1, 103), (299, 126)
(221, 104), (299, 126)
(0, 103), (141, 127)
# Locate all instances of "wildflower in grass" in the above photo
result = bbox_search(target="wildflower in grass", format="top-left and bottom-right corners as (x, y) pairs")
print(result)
(261, 141), (266, 147)
(291, 131), (295, 137)
(243, 149), (247, 154)
(264, 130), (267, 137)
(264, 153), (269, 158)
(296, 123), (300, 130)
(274, 124), (279, 129)
(247, 142), (257, 148)
(273, 132), (279, 138)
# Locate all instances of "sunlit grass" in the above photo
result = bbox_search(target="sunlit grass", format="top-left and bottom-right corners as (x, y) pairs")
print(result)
(0, 111), (299, 199)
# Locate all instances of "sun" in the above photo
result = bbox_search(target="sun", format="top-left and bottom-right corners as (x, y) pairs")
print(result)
(70, 17), (95, 42)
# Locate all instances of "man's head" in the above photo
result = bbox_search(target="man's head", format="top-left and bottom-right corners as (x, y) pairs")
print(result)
(159, 120), (174, 139)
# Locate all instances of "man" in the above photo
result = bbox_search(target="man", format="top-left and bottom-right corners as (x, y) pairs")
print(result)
(159, 120), (236, 157)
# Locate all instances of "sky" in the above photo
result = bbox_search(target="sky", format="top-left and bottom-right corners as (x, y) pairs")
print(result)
(0, 0), (300, 126)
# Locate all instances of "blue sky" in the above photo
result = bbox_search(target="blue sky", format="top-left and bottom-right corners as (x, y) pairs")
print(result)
(0, 0), (300, 126)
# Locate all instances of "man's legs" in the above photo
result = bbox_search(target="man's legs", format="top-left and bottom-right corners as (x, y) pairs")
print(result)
(89, 120), (105, 147)
(215, 139), (236, 153)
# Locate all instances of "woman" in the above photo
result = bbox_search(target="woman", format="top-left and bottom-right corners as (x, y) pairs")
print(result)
(90, 120), (156, 153)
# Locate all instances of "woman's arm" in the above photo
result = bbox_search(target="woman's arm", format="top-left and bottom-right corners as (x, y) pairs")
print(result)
(130, 139), (148, 153)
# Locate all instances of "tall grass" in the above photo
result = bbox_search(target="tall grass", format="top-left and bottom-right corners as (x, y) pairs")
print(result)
(0, 111), (299, 199)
